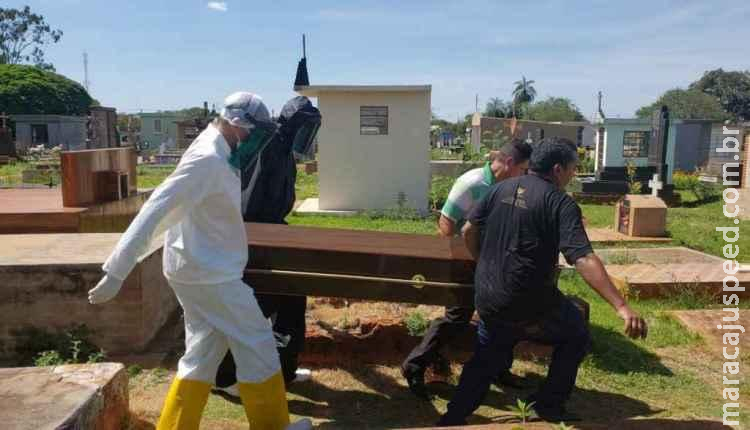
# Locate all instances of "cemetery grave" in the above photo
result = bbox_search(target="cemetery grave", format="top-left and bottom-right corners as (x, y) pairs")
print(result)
(608, 263), (750, 299)
(1, 138), (746, 428)
(670, 309), (750, 355)
(0, 233), (178, 364)
(0, 363), (128, 430)
(0, 147), (152, 233)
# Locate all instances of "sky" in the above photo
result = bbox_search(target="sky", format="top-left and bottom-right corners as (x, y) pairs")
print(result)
(6, 0), (750, 121)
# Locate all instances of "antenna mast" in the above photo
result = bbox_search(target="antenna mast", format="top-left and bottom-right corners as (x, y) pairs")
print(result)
(83, 52), (90, 92)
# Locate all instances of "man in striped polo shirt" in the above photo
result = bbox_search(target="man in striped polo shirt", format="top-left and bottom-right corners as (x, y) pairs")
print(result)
(402, 139), (533, 400)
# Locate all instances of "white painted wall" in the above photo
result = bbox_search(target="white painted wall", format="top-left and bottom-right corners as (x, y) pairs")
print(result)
(315, 89), (431, 211)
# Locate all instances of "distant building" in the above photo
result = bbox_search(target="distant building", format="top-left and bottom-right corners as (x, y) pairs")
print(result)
(175, 118), (212, 150)
(592, 118), (735, 182)
(138, 112), (180, 151)
(295, 84), (431, 212)
(470, 114), (594, 151)
(12, 114), (87, 151)
(702, 122), (749, 179)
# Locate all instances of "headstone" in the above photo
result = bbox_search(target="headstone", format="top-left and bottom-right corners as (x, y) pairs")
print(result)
(648, 173), (663, 197)
(647, 106), (675, 199)
(88, 106), (118, 149)
(648, 106), (668, 176)
(614, 194), (667, 237)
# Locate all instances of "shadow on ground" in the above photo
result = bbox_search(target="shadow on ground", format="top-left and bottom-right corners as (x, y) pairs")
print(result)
(286, 363), (662, 429)
(428, 370), (658, 426)
(287, 364), (471, 430)
(587, 325), (673, 376)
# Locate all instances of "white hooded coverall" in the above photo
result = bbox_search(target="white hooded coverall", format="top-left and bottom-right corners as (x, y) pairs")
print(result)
(103, 123), (280, 383)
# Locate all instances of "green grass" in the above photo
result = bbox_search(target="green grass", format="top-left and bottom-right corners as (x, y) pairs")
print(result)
(295, 171), (319, 200)
(135, 165), (750, 262)
(289, 214), (437, 235)
(0, 161), (28, 182)
(579, 203), (615, 228)
(552, 271), (725, 421)
(667, 191), (750, 261)
(0, 161), (60, 186)
(137, 164), (176, 189)
(581, 192), (750, 261)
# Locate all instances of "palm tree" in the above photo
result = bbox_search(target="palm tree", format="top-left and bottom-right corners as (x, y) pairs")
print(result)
(512, 76), (537, 117)
(484, 97), (509, 118)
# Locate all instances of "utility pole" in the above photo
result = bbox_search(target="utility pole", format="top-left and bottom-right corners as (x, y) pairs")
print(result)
(83, 52), (90, 92)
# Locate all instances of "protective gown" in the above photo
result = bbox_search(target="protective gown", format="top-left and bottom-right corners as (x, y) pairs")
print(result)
(103, 123), (291, 429)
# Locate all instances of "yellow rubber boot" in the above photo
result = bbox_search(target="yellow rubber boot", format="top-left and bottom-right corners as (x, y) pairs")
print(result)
(238, 371), (291, 430)
(156, 377), (211, 430)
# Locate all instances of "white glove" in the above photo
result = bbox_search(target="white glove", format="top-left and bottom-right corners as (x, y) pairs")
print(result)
(88, 274), (124, 304)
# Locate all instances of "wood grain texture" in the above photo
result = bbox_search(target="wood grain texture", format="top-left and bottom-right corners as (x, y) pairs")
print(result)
(245, 223), (476, 306)
(60, 147), (137, 207)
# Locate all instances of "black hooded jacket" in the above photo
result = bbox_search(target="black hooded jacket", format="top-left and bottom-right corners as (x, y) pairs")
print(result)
(240, 96), (319, 224)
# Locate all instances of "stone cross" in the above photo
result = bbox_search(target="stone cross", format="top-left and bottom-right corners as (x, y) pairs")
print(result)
(648, 173), (663, 197)
(0, 112), (8, 130)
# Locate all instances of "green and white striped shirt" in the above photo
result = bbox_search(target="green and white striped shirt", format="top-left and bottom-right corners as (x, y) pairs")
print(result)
(440, 163), (496, 229)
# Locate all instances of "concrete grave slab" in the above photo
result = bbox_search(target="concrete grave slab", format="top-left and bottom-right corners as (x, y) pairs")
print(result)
(0, 188), (152, 234)
(559, 247), (722, 268)
(607, 263), (750, 299)
(587, 227), (672, 244)
(671, 309), (749, 353)
(294, 197), (359, 216)
(0, 363), (128, 430)
(0, 233), (177, 363)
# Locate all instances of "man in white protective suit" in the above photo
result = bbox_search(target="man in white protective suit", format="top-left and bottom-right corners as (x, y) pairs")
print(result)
(88, 91), (312, 430)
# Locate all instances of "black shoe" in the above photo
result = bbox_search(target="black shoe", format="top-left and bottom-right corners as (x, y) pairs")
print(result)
(494, 370), (527, 389)
(402, 368), (432, 400)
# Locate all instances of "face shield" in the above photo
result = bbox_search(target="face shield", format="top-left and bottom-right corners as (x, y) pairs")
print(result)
(228, 114), (278, 170)
(291, 120), (321, 160)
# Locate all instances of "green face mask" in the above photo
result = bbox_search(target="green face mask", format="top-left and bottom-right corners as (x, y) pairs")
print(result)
(228, 125), (276, 170)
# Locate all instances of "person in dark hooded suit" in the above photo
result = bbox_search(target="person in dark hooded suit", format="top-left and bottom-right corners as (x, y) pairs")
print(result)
(214, 96), (321, 399)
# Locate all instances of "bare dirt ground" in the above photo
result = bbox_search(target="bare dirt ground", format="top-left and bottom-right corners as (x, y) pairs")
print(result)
(124, 299), (738, 429)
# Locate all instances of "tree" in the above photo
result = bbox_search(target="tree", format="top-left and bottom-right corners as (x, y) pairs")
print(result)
(635, 88), (728, 120)
(690, 68), (750, 121)
(512, 76), (536, 117)
(117, 114), (142, 133)
(525, 97), (584, 122)
(0, 6), (63, 71)
(484, 97), (511, 118)
(0, 64), (93, 115)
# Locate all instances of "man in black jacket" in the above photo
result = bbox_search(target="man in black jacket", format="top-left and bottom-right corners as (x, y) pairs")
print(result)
(437, 138), (647, 424)
(214, 96), (321, 399)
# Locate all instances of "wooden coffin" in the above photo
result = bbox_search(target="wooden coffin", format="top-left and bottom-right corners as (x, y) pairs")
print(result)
(245, 223), (476, 306)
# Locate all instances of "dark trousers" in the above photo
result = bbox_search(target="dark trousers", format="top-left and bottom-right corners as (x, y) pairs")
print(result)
(402, 305), (513, 377)
(441, 297), (591, 424)
(215, 292), (307, 387)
